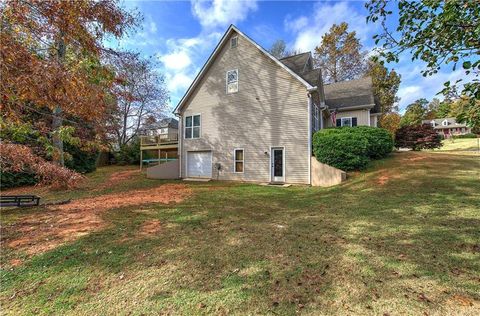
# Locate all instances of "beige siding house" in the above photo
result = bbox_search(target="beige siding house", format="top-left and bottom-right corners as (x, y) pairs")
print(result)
(173, 25), (379, 185)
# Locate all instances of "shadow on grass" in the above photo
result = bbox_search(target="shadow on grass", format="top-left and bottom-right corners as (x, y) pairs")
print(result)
(1, 152), (479, 314)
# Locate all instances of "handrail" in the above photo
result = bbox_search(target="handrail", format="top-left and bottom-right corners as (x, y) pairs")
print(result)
(140, 134), (178, 146)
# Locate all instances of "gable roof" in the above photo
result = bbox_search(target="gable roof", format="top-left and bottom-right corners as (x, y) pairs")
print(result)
(323, 77), (379, 112)
(422, 117), (468, 129)
(279, 52), (311, 74)
(173, 25), (315, 114)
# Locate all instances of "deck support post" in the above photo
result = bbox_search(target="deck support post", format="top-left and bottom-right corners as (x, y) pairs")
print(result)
(140, 150), (143, 170)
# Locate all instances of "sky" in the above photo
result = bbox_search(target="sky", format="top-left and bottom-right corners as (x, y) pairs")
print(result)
(110, 0), (470, 114)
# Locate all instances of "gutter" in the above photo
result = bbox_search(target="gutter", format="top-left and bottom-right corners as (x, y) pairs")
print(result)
(307, 93), (313, 186)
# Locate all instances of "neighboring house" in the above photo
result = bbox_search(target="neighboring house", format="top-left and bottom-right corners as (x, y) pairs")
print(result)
(422, 118), (472, 138)
(172, 25), (379, 185)
(141, 117), (179, 140)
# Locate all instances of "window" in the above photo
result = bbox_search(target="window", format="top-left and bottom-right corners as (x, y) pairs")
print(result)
(234, 149), (244, 173)
(230, 36), (238, 48)
(336, 117), (357, 127)
(226, 69), (238, 94)
(442, 120), (448, 126)
(160, 128), (168, 134)
(313, 104), (320, 131)
(185, 114), (200, 139)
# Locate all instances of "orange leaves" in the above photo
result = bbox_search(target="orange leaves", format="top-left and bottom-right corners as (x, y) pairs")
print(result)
(0, 142), (84, 189)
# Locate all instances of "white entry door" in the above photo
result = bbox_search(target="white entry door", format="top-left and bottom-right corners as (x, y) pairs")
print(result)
(187, 151), (212, 178)
(271, 147), (285, 183)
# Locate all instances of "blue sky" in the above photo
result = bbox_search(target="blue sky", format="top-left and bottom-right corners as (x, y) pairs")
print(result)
(112, 0), (470, 114)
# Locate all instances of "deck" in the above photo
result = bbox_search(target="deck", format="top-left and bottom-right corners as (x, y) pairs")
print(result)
(140, 135), (178, 150)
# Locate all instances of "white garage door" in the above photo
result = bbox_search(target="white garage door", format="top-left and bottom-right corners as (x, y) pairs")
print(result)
(187, 151), (212, 178)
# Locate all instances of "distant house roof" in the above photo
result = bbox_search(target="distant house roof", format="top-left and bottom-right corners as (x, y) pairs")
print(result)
(422, 117), (468, 129)
(323, 77), (380, 113)
(141, 117), (178, 131)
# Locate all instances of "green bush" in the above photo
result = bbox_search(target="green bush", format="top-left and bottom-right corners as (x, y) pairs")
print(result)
(115, 139), (141, 165)
(0, 171), (37, 189)
(312, 126), (394, 171)
(339, 126), (394, 159)
(64, 143), (98, 173)
(454, 133), (477, 139)
(313, 132), (369, 171)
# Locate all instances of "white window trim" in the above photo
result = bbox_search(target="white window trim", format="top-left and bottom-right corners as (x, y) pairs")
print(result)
(233, 148), (244, 173)
(226, 69), (238, 94)
(230, 35), (238, 48)
(184, 114), (201, 139)
(442, 120), (448, 126)
(341, 117), (352, 127)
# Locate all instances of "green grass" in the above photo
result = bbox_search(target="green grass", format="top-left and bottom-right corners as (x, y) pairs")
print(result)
(432, 138), (480, 154)
(1, 151), (479, 315)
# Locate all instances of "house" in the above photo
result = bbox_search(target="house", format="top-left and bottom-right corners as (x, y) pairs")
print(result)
(139, 117), (179, 170)
(422, 118), (472, 138)
(169, 25), (379, 185)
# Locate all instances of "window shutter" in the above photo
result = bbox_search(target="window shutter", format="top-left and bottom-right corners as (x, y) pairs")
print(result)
(336, 119), (341, 127)
(352, 117), (357, 127)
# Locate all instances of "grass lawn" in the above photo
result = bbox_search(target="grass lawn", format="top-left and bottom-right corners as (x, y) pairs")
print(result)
(430, 138), (480, 155)
(1, 151), (479, 315)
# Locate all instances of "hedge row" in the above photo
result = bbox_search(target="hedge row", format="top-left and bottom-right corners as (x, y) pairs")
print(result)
(313, 126), (394, 171)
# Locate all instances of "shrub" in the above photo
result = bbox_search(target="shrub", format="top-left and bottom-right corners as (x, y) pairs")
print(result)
(454, 133), (477, 139)
(64, 143), (98, 173)
(313, 126), (394, 171)
(395, 124), (442, 150)
(313, 131), (369, 171)
(340, 126), (394, 159)
(0, 142), (84, 189)
(115, 139), (141, 165)
(0, 171), (37, 189)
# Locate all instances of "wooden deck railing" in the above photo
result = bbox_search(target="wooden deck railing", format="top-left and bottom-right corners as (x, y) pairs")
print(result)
(140, 134), (178, 147)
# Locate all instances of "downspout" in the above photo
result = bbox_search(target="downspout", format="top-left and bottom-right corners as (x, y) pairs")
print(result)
(307, 92), (313, 186)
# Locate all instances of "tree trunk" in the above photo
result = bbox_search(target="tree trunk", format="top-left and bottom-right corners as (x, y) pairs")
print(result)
(52, 32), (66, 166)
(52, 106), (64, 166)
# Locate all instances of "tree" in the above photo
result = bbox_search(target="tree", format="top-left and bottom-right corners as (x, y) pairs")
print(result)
(314, 22), (367, 83)
(400, 99), (428, 127)
(366, 0), (480, 128)
(395, 124), (442, 151)
(108, 52), (169, 148)
(379, 112), (401, 135)
(269, 40), (287, 59)
(365, 59), (401, 113)
(1, 0), (139, 166)
(425, 98), (441, 120)
(436, 101), (452, 119)
(449, 97), (480, 130)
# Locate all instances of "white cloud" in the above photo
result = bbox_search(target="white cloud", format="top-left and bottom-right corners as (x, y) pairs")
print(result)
(397, 69), (471, 112)
(159, 51), (192, 71)
(191, 0), (258, 29)
(285, 2), (377, 53)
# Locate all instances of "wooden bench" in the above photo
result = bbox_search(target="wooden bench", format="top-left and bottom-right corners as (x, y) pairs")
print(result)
(0, 195), (40, 207)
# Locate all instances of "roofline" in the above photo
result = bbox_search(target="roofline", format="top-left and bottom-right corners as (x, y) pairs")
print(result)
(173, 25), (313, 114)
(328, 104), (375, 111)
(278, 51), (310, 60)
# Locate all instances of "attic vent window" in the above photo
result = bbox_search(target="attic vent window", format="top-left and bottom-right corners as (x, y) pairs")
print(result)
(442, 120), (448, 126)
(226, 69), (238, 94)
(230, 36), (238, 48)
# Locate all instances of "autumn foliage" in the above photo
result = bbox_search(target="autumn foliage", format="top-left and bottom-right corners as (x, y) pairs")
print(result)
(0, 142), (84, 189)
(395, 124), (442, 151)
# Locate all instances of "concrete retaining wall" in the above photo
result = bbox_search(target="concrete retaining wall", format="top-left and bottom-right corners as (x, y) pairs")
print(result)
(146, 160), (179, 179)
(311, 157), (346, 187)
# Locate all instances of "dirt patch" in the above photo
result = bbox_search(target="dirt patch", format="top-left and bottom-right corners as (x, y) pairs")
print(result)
(139, 220), (162, 236)
(449, 294), (476, 307)
(97, 169), (140, 190)
(377, 174), (391, 186)
(407, 156), (427, 162)
(2, 184), (191, 256)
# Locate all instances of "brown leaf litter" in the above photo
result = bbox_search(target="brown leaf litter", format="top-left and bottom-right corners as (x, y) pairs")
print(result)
(2, 184), (191, 258)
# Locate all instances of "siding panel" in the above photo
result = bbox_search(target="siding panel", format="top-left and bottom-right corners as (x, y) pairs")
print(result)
(180, 31), (309, 184)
